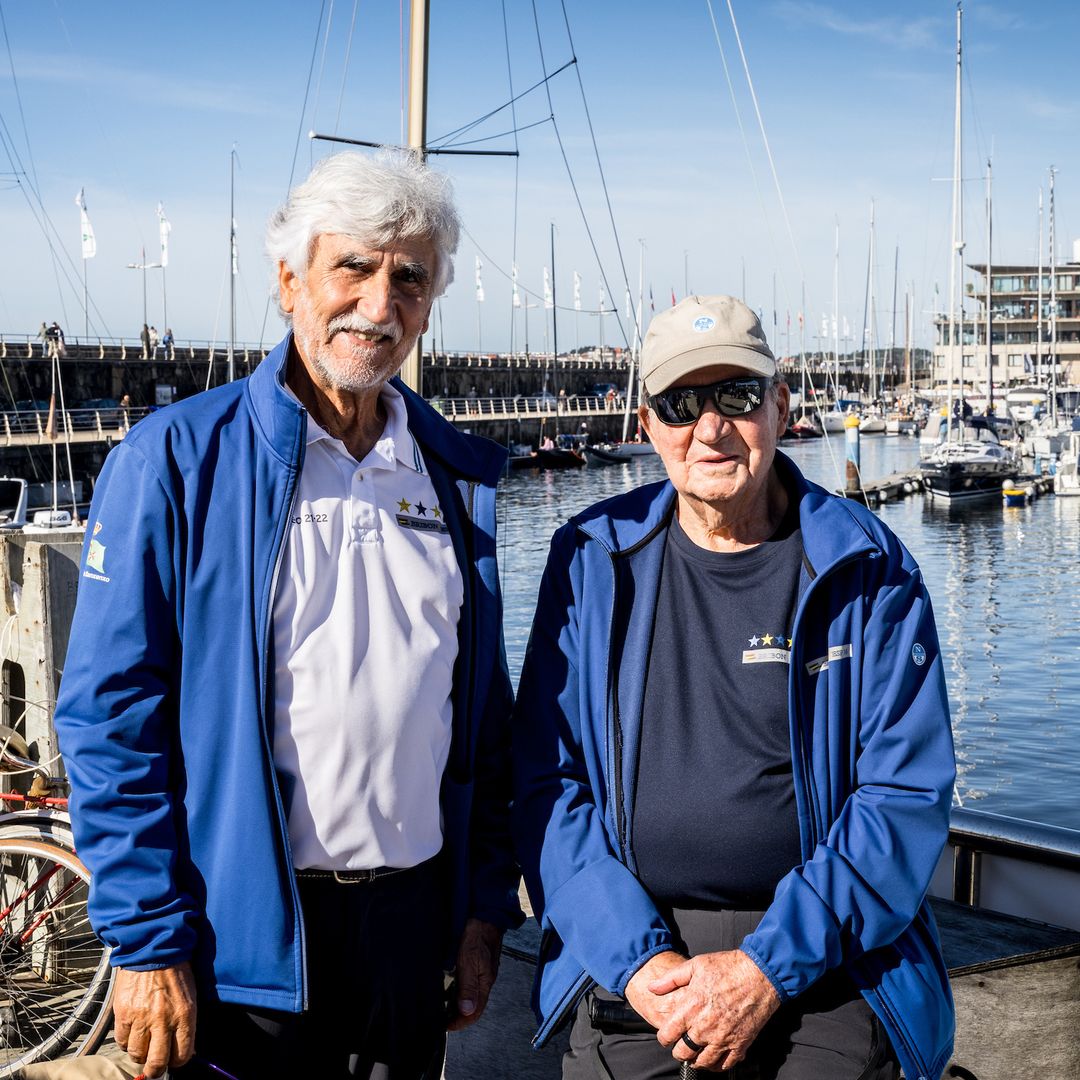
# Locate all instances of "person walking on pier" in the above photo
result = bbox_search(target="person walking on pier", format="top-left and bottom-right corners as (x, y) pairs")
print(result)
(148, 325), (160, 359)
(55, 149), (521, 1080)
(36, 321), (48, 357)
(139, 322), (150, 359)
(162, 326), (175, 360)
(514, 295), (956, 1080)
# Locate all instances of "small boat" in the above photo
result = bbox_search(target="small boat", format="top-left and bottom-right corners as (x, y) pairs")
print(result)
(782, 416), (823, 440)
(532, 447), (585, 470)
(0, 478), (28, 531)
(1054, 431), (1080, 496)
(582, 442), (656, 466)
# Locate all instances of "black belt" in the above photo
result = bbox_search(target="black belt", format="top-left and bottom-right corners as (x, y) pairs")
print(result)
(295, 865), (414, 884)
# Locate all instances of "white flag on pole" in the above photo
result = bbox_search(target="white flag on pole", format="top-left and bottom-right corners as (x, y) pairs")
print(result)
(842, 316), (850, 338)
(512, 263), (521, 308)
(75, 188), (96, 260)
(543, 267), (554, 310)
(625, 288), (633, 320)
(820, 314), (828, 340)
(157, 202), (172, 268)
(573, 270), (581, 311)
(599, 281), (606, 309)
(231, 219), (238, 276)
(475, 255), (485, 302)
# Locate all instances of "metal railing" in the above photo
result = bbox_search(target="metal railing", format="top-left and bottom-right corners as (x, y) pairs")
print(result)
(430, 394), (635, 423)
(0, 407), (153, 446)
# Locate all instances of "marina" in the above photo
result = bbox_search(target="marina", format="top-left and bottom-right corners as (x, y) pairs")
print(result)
(3, 1), (1080, 1076)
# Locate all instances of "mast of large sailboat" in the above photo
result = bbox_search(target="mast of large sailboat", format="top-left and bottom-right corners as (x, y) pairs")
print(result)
(946, 2), (964, 439)
(985, 158), (993, 416)
(832, 219), (840, 407)
(402, 0), (430, 393)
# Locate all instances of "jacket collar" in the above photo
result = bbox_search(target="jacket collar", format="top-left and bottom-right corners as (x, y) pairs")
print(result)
(573, 450), (882, 572)
(248, 333), (507, 483)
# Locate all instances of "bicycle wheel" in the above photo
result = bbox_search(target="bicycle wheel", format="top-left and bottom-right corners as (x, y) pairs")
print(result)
(0, 838), (114, 1076)
(0, 812), (75, 853)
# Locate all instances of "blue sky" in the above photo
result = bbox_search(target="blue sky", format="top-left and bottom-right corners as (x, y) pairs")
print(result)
(1, 1), (1077, 356)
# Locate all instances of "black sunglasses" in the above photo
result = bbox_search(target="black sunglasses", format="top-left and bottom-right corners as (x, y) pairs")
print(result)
(646, 376), (769, 426)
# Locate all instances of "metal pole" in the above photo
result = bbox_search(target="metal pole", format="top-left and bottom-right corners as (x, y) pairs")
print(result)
(402, 0), (430, 394)
(83, 259), (88, 339)
(141, 246), (148, 329)
(985, 159), (993, 415)
(228, 149), (236, 384)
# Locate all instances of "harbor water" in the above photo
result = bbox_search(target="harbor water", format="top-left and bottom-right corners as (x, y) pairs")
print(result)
(497, 435), (1080, 831)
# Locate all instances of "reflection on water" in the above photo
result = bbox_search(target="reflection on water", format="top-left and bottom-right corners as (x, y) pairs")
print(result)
(498, 435), (1080, 830)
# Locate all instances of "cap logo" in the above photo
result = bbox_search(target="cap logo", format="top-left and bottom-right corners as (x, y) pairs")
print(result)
(691, 316), (716, 333)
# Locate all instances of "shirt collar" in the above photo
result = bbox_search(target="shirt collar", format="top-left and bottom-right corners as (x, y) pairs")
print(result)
(283, 379), (424, 474)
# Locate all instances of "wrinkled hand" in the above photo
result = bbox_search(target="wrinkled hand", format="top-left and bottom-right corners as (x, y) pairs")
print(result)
(447, 919), (503, 1031)
(112, 961), (197, 1078)
(649, 949), (780, 1073)
(623, 950), (690, 1032)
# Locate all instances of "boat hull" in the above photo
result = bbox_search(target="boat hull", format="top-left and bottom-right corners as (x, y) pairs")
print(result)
(919, 460), (1013, 501)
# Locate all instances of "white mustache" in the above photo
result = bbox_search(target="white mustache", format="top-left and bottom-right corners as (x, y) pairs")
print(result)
(327, 315), (402, 344)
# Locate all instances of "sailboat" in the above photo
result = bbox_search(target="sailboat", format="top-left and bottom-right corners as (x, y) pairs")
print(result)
(920, 5), (1018, 503)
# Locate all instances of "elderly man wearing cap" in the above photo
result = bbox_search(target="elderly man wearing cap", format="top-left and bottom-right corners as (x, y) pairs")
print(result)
(513, 295), (956, 1079)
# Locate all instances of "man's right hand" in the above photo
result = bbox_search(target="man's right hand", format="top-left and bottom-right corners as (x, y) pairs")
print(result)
(623, 950), (690, 1031)
(112, 961), (197, 1078)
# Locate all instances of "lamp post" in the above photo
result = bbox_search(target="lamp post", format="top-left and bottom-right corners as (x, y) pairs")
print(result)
(126, 246), (162, 333)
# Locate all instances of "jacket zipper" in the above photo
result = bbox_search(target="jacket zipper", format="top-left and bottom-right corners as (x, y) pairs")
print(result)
(256, 425), (308, 1010)
(607, 554), (628, 860)
(790, 549), (925, 1075)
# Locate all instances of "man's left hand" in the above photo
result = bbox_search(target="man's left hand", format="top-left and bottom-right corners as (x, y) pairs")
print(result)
(648, 949), (781, 1073)
(447, 918), (503, 1031)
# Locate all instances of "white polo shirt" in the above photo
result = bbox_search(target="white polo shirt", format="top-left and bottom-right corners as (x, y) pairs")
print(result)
(271, 383), (464, 871)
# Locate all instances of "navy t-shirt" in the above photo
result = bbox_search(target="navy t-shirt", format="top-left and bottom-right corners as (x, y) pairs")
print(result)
(632, 502), (804, 909)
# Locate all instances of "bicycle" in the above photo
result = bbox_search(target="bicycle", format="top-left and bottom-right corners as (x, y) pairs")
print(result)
(0, 724), (114, 1074)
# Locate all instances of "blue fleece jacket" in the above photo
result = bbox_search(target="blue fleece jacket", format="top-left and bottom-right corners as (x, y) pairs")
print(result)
(512, 454), (956, 1080)
(54, 334), (522, 1012)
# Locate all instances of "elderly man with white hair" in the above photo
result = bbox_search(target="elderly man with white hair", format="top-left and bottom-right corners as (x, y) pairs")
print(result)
(54, 151), (521, 1079)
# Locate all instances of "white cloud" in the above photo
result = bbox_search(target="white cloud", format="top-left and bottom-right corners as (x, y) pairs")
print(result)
(772, 2), (944, 51)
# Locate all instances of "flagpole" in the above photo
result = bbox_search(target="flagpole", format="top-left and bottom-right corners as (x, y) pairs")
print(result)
(83, 259), (88, 340)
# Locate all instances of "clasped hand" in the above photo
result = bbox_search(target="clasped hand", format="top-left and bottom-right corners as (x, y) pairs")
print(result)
(624, 948), (780, 1073)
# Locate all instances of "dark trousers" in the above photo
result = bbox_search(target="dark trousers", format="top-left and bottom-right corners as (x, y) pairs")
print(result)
(175, 857), (448, 1080)
(563, 909), (899, 1080)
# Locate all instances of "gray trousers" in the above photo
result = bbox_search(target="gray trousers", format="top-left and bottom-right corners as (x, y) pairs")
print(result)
(563, 909), (899, 1080)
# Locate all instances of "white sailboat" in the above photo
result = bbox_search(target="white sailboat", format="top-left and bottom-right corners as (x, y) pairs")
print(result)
(920, 6), (1017, 503)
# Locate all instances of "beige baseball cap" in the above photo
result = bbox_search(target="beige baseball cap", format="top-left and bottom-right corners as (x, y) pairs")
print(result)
(640, 295), (775, 395)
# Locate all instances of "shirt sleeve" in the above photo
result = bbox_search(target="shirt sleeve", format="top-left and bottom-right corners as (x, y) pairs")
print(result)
(54, 441), (199, 970)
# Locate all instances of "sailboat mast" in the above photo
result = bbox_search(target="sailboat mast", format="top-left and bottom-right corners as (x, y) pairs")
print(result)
(985, 158), (993, 416)
(621, 240), (644, 442)
(1036, 188), (1044, 383)
(1049, 165), (1058, 425)
(402, 0), (430, 393)
(228, 148), (236, 384)
(833, 219), (840, 404)
(946, 2), (964, 437)
(868, 199), (876, 403)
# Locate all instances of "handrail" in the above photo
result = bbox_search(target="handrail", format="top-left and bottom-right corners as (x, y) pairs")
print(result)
(949, 806), (1080, 869)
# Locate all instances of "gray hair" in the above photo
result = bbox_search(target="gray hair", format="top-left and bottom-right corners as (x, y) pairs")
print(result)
(266, 149), (461, 314)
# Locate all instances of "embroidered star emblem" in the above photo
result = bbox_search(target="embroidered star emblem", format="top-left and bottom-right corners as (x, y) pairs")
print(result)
(787, 637), (794, 648)
(415, 501), (428, 516)
(777, 633), (787, 646)
(397, 498), (411, 512)
(748, 635), (760, 647)
(432, 506), (442, 519)
(761, 633), (774, 646)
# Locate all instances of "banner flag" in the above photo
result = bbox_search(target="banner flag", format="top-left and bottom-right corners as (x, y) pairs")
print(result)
(475, 255), (485, 302)
(75, 188), (96, 260)
(573, 270), (581, 311)
(543, 267), (553, 310)
(157, 202), (172, 267)
(512, 263), (521, 308)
